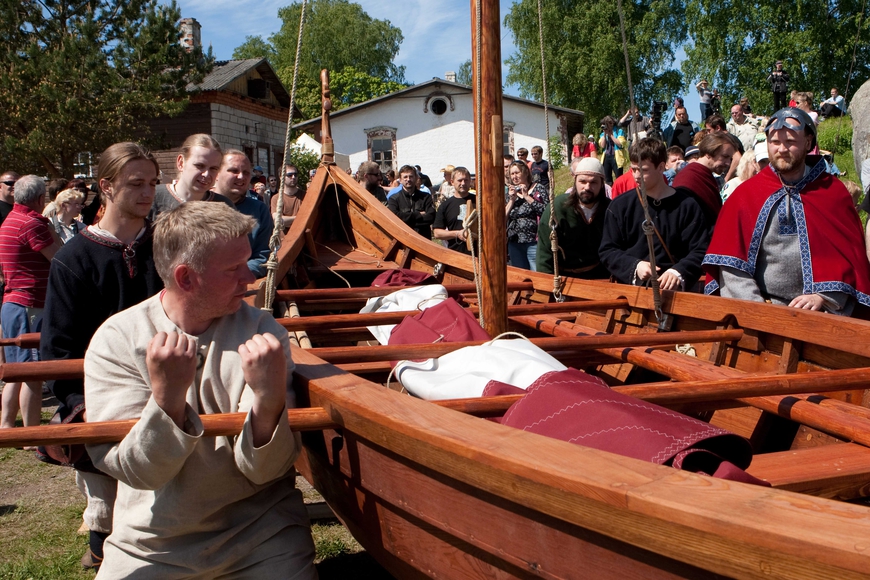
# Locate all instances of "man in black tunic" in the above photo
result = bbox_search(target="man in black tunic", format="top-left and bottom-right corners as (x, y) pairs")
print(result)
(433, 167), (475, 254)
(599, 138), (711, 290)
(536, 157), (610, 278)
(39, 142), (165, 571)
(387, 164), (435, 239)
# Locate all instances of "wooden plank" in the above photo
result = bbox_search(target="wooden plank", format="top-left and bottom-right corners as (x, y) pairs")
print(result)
(747, 444), (870, 500)
(275, 282), (535, 302)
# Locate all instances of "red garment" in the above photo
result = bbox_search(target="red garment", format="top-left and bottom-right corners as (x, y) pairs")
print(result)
(0, 204), (54, 307)
(571, 142), (596, 159)
(610, 172), (669, 199)
(671, 162), (722, 227)
(703, 163), (870, 303)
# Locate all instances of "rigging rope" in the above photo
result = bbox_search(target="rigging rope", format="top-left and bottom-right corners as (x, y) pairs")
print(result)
(535, 0), (563, 302)
(262, 0), (308, 313)
(615, 0), (664, 326)
(473, 0), (486, 330)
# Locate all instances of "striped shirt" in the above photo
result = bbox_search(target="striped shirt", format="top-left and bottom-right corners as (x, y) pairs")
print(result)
(0, 204), (54, 307)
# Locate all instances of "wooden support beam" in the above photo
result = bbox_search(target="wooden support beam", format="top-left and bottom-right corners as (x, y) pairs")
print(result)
(275, 282), (534, 302)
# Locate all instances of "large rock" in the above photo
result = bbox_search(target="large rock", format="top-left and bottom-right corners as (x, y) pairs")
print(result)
(851, 78), (870, 177)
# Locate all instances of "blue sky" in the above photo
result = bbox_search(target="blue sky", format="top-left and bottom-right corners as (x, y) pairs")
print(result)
(168, 0), (703, 123)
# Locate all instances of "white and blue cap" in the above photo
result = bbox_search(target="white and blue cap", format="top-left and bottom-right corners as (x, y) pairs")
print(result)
(765, 107), (816, 148)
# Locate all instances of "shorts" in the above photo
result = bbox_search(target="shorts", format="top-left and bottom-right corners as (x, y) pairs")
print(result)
(1, 302), (42, 363)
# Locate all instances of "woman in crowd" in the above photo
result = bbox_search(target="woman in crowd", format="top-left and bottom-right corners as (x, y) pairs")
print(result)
(505, 161), (547, 271)
(50, 188), (86, 243)
(572, 133), (596, 160)
(598, 116), (627, 185)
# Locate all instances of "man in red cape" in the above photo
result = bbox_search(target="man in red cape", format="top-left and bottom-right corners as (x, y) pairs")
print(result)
(703, 108), (870, 315)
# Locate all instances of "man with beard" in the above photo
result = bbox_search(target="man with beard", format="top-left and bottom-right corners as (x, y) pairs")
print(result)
(357, 161), (388, 205)
(214, 150), (274, 278)
(433, 167), (475, 254)
(599, 138), (710, 291)
(387, 164), (435, 239)
(703, 108), (870, 315)
(537, 157), (610, 278)
(672, 132), (736, 228)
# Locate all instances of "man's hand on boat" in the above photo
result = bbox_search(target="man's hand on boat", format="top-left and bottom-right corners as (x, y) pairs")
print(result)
(788, 293), (824, 310)
(147, 331), (198, 429)
(238, 332), (288, 447)
(635, 262), (681, 291)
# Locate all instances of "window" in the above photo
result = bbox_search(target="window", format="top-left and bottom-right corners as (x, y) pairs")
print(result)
(372, 138), (393, 172)
(366, 126), (397, 173)
(503, 122), (515, 157)
(73, 151), (94, 178)
(430, 98), (447, 115)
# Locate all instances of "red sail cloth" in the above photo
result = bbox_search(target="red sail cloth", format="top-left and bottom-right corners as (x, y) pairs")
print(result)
(703, 165), (870, 298)
(371, 268), (436, 287)
(483, 368), (768, 486)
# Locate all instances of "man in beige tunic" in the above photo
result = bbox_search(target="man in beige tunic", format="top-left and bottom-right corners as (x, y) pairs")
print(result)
(85, 202), (317, 579)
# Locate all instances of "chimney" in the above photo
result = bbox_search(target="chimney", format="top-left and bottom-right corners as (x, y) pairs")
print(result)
(179, 18), (202, 53)
(445, 71), (456, 83)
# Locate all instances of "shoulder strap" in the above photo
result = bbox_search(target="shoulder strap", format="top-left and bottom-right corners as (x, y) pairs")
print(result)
(634, 188), (677, 265)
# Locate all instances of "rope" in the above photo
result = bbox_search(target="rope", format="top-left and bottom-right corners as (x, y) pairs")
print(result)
(534, 0), (562, 302)
(473, 0), (486, 330)
(831, 0), (866, 166)
(262, 0), (307, 313)
(616, 0), (663, 325)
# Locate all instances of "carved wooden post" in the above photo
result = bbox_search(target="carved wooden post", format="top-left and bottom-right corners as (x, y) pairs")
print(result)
(320, 69), (334, 164)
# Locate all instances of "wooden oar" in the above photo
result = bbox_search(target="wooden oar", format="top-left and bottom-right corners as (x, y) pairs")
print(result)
(0, 332), (39, 348)
(0, 330), (741, 383)
(275, 282), (535, 302)
(278, 299), (628, 331)
(0, 395), (525, 448)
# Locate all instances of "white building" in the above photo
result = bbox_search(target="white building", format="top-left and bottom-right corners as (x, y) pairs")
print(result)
(293, 78), (585, 179)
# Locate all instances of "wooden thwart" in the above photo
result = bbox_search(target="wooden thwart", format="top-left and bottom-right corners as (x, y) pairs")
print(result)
(274, 282), (534, 302)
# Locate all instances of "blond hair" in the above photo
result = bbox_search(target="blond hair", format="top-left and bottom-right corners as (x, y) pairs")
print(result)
(55, 188), (85, 207)
(154, 202), (255, 286)
(179, 134), (221, 160)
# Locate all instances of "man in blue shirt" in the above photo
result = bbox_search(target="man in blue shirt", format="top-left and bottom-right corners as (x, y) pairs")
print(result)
(820, 87), (846, 119)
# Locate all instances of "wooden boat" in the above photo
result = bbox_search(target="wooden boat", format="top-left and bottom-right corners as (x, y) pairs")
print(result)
(4, 6), (870, 580)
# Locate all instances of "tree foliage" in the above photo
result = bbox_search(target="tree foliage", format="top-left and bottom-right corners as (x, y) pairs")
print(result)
(682, 0), (870, 115)
(504, 0), (685, 125)
(457, 60), (472, 85)
(234, 0), (406, 119)
(0, 0), (213, 177)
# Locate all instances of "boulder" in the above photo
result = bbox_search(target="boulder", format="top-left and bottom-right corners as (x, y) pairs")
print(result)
(851, 78), (870, 177)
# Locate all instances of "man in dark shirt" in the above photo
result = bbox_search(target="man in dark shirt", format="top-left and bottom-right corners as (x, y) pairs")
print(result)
(599, 138), (710, 290)
(433, 167), (475, 254)
(663, 107), (699, 151)
(530, 145), (552, 192)
(387, 164), (435, 239)
(357, 161), (388, 205)
(0, 170), (19, 225)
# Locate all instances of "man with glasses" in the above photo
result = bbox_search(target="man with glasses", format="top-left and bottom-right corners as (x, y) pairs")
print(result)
(726, 105), (761, 153)
(0, 171), (19, 225)
(356, 161), (388, 205)
(270, 164), (305, 232)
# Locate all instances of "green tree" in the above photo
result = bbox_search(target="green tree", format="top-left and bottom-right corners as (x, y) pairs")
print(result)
(330, 67), (406, 109)
(504, 0), (685, 126)
(233, 0), (405, 119)
(0, 0), (213, 178)
(682, 0), (870, 115)
(457, 59), (472, 85)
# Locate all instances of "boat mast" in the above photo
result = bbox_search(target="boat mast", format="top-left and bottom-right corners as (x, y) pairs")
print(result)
(471, 0), (508, 335)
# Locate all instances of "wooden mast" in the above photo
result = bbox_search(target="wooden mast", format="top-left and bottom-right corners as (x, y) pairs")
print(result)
(471, 0), (508, 335)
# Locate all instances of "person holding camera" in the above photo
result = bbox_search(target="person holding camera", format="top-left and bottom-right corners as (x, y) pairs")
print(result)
(505, 161), (547, 270)
(598, 116), (627, 186)
(767, 60), (790, 113)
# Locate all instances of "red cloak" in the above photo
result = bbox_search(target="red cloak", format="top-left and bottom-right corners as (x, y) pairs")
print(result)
(672, 161), (722, 227)
(702, 162), (870, 304)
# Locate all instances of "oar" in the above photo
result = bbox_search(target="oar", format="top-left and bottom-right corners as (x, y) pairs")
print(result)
(275, 281), (535, 302)
(0, 332), (40, 348)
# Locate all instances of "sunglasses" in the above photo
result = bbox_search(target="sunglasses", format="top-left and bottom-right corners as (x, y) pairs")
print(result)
(285, 172), (297, 177)
(2, 181), (15, 187)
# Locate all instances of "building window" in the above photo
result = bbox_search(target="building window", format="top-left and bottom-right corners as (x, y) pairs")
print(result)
(503, 122), (515, 157)
(365, 126), (397, 173)
(430, 99), (448, 115)
(73, 152), (94, 178)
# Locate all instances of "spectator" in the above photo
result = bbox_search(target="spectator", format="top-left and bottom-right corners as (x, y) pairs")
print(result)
(727, 104), (762, 153)
(599, 138), (711, 290)
(517, 148), (531, 168)
(151, 134), (231, 219)
(663, 146), (686, 186)
(39, 142), (164, 571)
(437, 164), (456, 205)
(720, 148), (762, 202)
(387, 165), (435, 239)
(537, 157), (610, 278)
(571, 133), (596, 160)
(704, 107), (870, 315)
(673, 132), (737, 228)
(598, 116), (627, 185)
(214, 150), (274, 278)
(505, 161), (547, 271)
(704, 113), (744, 181)
(0, 175), (62, 429)
(42, 178), (68, 219)
(618, 108), (652, 143)
(739, 97), (753, 115)
(663, 106), (700, 151)
(530, 145), (552, 192)
(433, 167), (475, 254)
(767, 60), (790, 112)
(49, 189), (86, 243)
(271, 164), (305, 232)
(696, 79), (714, 120)
(820, 88), (846, 119)
(0, 171), (19, 225)
(357, 161), (388, 205)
